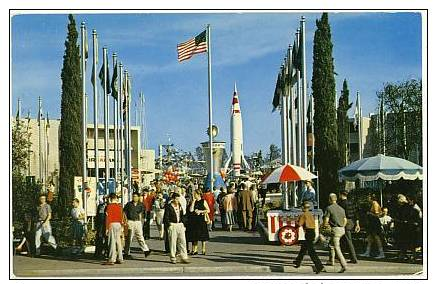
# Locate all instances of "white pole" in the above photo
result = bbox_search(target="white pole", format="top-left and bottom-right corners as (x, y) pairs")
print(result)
(45, 113), (49, 188)
(103, 47), (110, 195)
(207, 24), (214, 192)
(357, 92), (363, 160)
(127, 73), (132, 200)
(119, 63), (124, 204)
(280, 64), (289, 210)
(311, 95), (315, 171)
(80, 23), (88, 220)
(92, 30), (100, 196)
(38, 96), (43, 183)
(301, 17), (308, 170)
(295, 29), (302, 168)
(112, 53), (118, 190)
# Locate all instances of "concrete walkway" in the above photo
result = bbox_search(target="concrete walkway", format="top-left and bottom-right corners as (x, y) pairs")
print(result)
(12, 224), (424, 278)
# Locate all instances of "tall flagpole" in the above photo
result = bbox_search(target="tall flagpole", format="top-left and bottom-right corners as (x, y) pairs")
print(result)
(126, 72), (132, 201)
(310, 95), (315, 171)
(124, 70), (128, 201)
(357, 91), (363, 160)
(92, 30), (100, 194)
(38, 96), (43, 183)
(296, 30), (302, 168)
(381, 93), (386, 155)
(26, 111), (31, 176)
(119, 63), (124, 205)
(279, 63), (288, 210)
(112, 53), (118, 190)
(300, 17), (308, 170)
(207, 24), (214, 192)
(45, 113), (50, 188)
(103, 47), (110, 195)
(80, 22), (88, 219)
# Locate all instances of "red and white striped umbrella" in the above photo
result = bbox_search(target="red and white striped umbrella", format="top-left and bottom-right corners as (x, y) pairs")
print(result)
(261, 163), (317, 184)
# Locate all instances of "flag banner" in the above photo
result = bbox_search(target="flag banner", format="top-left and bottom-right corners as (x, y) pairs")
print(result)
(297, 28), (303, 72)
(272, 73), (281, 111)
(99, 53), (111, 94)
(46, 112), (50, 130)
(122, 76), (127, 121)
(177, 30), (207, 62)
(37, 106), (42, 126)
(353, 96), (359, 129)
(111, 60), (118, 100)
(292, 40), (299, 71)
(84, 27), (89, 60)
(91, 36), (98, 86)
(91, 63), (95, 87)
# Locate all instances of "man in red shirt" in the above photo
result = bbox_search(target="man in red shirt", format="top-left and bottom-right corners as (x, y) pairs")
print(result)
(142, 188), (155, 240)
(103, 193), (124, 265)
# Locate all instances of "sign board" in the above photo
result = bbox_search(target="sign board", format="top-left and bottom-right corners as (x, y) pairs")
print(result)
(87, 150), (115, 168)
(132, 168), (140, 184)
(74, 176), (97, 217)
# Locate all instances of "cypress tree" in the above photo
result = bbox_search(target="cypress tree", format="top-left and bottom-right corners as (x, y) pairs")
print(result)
(311, 13), (339, 208)
(58, 14), (82, 215)
(337, 79), (352, 170)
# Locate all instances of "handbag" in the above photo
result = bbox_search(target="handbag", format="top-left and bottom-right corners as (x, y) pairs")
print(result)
(204, 213), (212, 224)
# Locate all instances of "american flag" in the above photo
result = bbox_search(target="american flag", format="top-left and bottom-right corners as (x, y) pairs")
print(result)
(177, 30), (207, 62)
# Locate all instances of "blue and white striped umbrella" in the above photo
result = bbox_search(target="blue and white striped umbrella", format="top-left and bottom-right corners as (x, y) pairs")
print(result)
(338, 154), (423, 182)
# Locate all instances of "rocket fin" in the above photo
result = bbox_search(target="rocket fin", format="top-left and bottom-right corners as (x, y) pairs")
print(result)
(224, 153), (232, 172)
(242, 154), (250, 170)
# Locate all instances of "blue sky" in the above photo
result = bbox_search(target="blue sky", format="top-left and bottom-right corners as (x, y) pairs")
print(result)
(11, 12), (422, 155)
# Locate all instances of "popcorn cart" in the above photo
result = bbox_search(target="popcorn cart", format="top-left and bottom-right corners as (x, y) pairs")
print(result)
(262, 164), (320, 246)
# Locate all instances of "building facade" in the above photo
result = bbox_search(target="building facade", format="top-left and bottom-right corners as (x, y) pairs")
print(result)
(17, 117), (155, 193)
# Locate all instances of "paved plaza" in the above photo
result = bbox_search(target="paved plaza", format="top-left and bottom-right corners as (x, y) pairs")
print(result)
(12, 224), (423, 278)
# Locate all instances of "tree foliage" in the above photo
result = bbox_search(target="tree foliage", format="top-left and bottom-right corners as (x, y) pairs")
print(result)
(12, 121), (40, 232)
(377, 79), (422, 164)
(58, 14), (83, 215)
(311, 13), (339, 208)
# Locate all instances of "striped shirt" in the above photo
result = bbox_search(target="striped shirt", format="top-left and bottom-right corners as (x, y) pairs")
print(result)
(177, 30), (207, 62)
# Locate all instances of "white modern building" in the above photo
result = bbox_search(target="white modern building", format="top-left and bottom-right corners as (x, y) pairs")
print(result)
(14, 117), (156, 193)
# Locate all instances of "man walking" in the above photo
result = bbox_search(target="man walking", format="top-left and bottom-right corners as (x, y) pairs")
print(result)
(34, 194), (57, 256)
(293, 202), (325, 274)
(142, 189), (155, 240)
(337, 189), (360, 264)
(164, 192), (190, 264)
(238, 183), (254, 231)
(323, 193), (348, 273)
(103, 193), (123, 265)
(124, 192), (151, 259)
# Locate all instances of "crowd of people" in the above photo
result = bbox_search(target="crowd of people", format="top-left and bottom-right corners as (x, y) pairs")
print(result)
(294, 189), (423, 273)
(14, 178), (422, 273)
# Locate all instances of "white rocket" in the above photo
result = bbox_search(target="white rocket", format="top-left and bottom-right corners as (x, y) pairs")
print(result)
(224, 83), (250, 177)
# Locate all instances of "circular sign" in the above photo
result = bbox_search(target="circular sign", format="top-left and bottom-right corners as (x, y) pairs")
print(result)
(278, 225), (299, 246)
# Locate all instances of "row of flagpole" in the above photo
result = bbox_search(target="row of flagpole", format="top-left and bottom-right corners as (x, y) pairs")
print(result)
(15, 96), (51, 188)
(80, 22), (136, 220)
(272, 16), (310, 209)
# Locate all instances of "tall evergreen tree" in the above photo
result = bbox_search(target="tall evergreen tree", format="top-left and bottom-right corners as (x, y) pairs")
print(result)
(337, 79), (352, 169)
(59, 14), (82, 215)
(311, 13), (339, 208)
